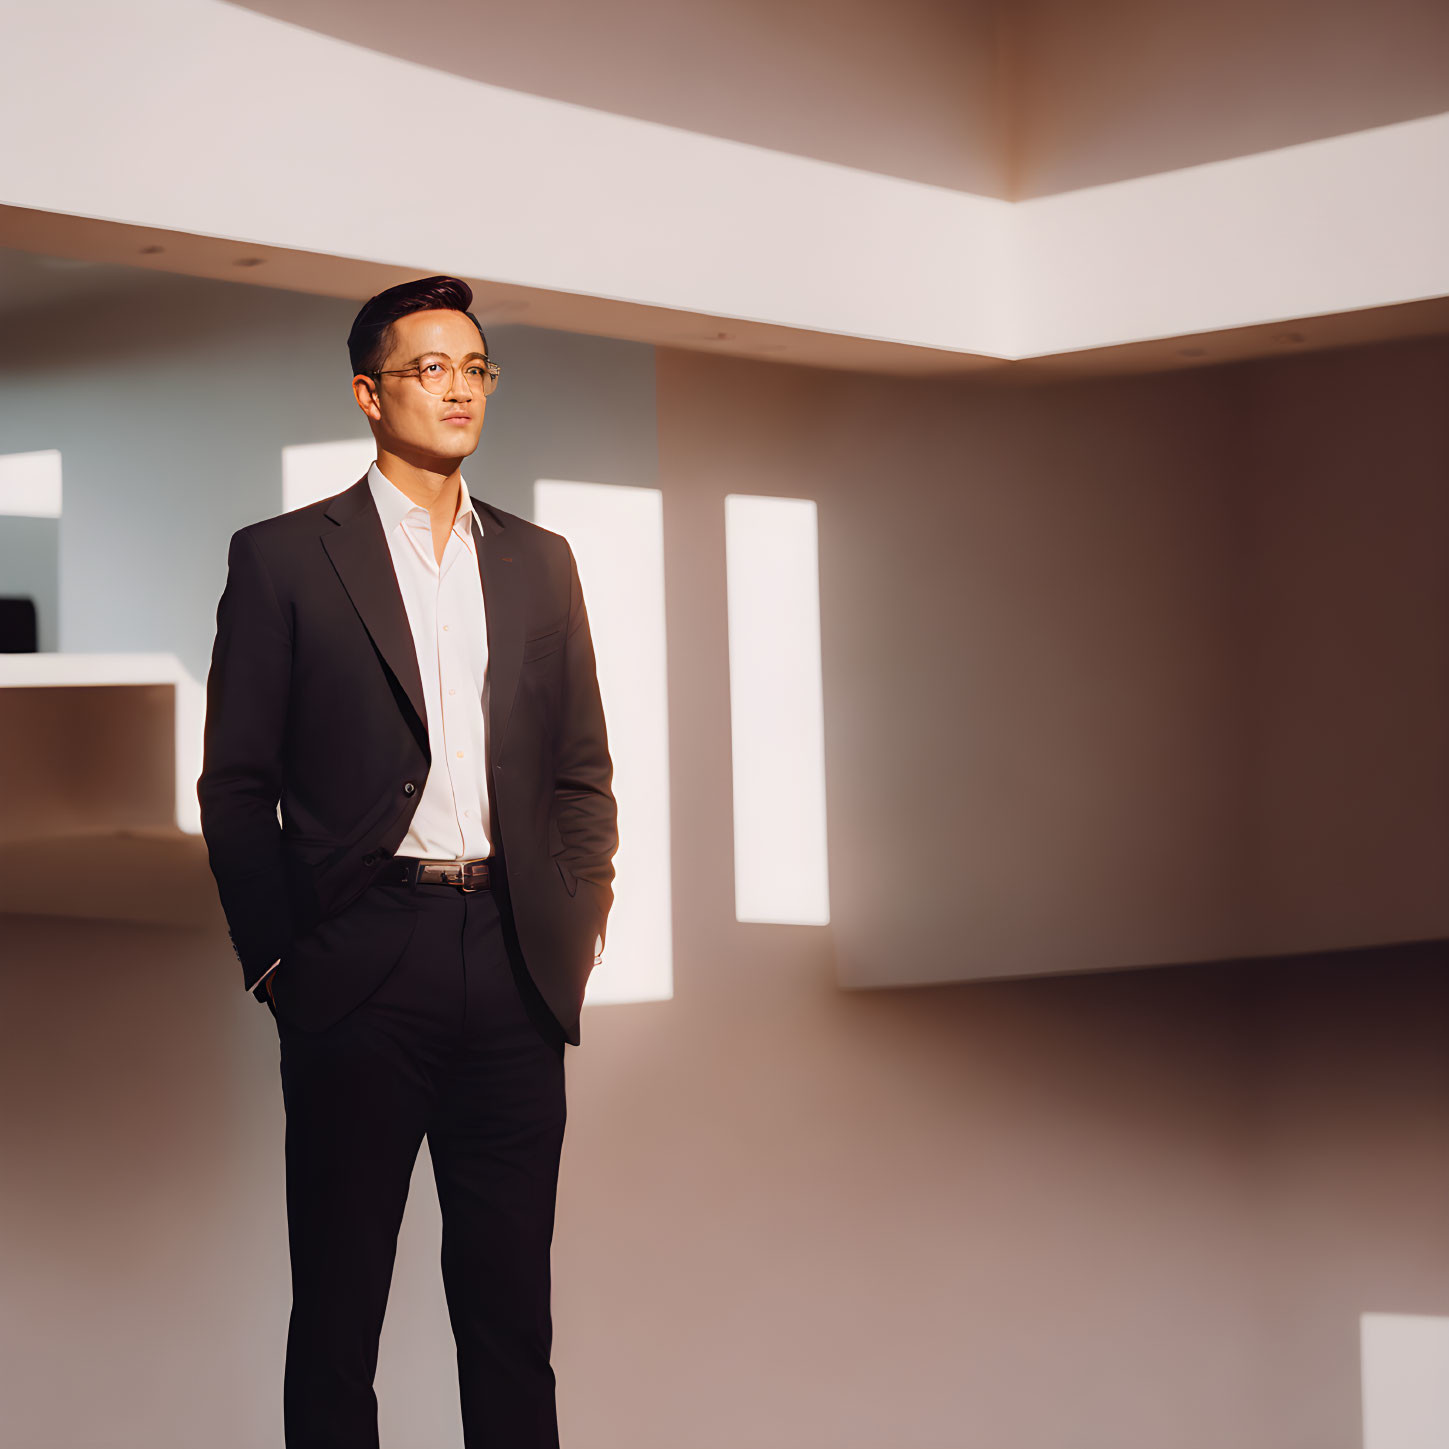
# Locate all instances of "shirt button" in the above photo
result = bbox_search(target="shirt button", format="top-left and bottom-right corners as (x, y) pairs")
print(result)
(443, 623), (450, 631)
(448, 688), (456, 695)
(456, 751), (464, 758)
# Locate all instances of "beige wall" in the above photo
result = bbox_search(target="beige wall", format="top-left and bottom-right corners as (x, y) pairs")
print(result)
(234, 0), (1449, 201)
(2, 335), (1447, 1448)
(233, 0), (1012, 196)
(1005, 0), (1449, 196)
(658, 337), (1449, 991)
(3, 903), (1446, 1447)
(1234, 342), (1449, 951)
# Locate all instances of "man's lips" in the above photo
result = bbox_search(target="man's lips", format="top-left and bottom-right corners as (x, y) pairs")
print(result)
(441, 413), (473, 424)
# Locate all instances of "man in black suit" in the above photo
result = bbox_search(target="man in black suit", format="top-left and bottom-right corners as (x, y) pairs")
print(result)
(197, 274), (617, 1449)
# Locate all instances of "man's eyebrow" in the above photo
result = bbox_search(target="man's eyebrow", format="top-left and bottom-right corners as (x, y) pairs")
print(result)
(402, 350), (489, 365)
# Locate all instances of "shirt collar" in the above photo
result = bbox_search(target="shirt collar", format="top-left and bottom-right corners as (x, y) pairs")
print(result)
(367, 460), (479, 543)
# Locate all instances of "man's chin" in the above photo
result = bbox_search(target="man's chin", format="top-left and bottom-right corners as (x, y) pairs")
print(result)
(379, 433), (482, 469)
(434, 431), (482, 460)
(409, 438), (481, 466)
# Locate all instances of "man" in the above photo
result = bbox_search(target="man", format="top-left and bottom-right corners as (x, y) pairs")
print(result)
(197, 274), (617, 1449)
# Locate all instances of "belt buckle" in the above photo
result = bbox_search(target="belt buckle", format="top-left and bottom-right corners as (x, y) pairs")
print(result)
(429, 857), (485, 891)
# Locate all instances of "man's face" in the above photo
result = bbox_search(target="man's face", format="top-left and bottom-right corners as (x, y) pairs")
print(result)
(353, 308), (488, 464)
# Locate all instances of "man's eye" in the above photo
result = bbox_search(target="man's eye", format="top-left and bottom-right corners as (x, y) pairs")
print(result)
(421, 362), (445, 375)
(465, 365), (486, 378)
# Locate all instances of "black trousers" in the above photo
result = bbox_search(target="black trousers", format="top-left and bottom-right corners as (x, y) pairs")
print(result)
(271, 875), (568, 1449)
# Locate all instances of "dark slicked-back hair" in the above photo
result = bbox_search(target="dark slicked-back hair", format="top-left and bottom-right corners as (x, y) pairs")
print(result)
(347, 274), (488, 379)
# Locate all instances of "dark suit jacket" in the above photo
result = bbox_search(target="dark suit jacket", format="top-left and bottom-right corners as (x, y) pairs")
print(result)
(196, 473), (618, 1045)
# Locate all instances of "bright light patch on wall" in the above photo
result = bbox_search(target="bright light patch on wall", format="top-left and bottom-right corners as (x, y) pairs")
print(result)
(724, 494), (829, 925)
(533, 479), (672, 1007)
(1362, 1313), (1449, 1449)
(0, 449), (62, 517)
(282, 439), (376, 513)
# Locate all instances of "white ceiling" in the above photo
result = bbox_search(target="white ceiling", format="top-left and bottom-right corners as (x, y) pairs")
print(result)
(2, 0), (1445, 377)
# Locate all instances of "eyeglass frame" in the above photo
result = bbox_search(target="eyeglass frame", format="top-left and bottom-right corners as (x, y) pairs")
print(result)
(363, 354), (502, 395)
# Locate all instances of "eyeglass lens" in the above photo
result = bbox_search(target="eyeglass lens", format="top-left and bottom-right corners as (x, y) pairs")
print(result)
(415, 360), (498, 396)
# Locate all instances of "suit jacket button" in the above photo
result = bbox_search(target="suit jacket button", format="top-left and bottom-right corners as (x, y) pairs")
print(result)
(363, 850), (381, 866)
(403, 781), (416, 795)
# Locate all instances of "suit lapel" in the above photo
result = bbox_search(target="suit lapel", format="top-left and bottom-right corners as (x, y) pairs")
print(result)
(322, 477), (429, 741)
(472, 504), (523, 754)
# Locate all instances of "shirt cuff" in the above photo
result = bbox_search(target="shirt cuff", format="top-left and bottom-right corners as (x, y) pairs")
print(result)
(245, 958), (281, 994)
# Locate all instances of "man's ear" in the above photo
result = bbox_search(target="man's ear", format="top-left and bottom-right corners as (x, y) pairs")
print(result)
(352, 373), (382, 423)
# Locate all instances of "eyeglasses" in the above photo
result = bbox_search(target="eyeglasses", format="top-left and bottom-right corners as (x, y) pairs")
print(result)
(368, 357), (501, 396)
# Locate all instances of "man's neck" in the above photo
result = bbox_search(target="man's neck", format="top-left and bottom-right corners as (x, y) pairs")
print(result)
(375, 450), (463, 526)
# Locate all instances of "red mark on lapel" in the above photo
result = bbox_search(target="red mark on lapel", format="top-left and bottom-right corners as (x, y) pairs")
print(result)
(501, 556), (513, 562)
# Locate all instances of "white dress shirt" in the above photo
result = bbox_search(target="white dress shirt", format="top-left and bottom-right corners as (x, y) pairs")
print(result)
(254, 461), (492, 995)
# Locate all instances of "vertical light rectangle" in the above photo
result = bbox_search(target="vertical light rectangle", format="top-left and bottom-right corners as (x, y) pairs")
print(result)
(1363, 1313), (1449, 1449)
(724, 493), (829, 925)
(282, 439), (376, 513)
(533, 480), (672, 1007)
(0, 449), (62, 517)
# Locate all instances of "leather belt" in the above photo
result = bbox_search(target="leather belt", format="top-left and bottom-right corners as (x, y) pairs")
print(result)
(384, 855), (493, 892)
